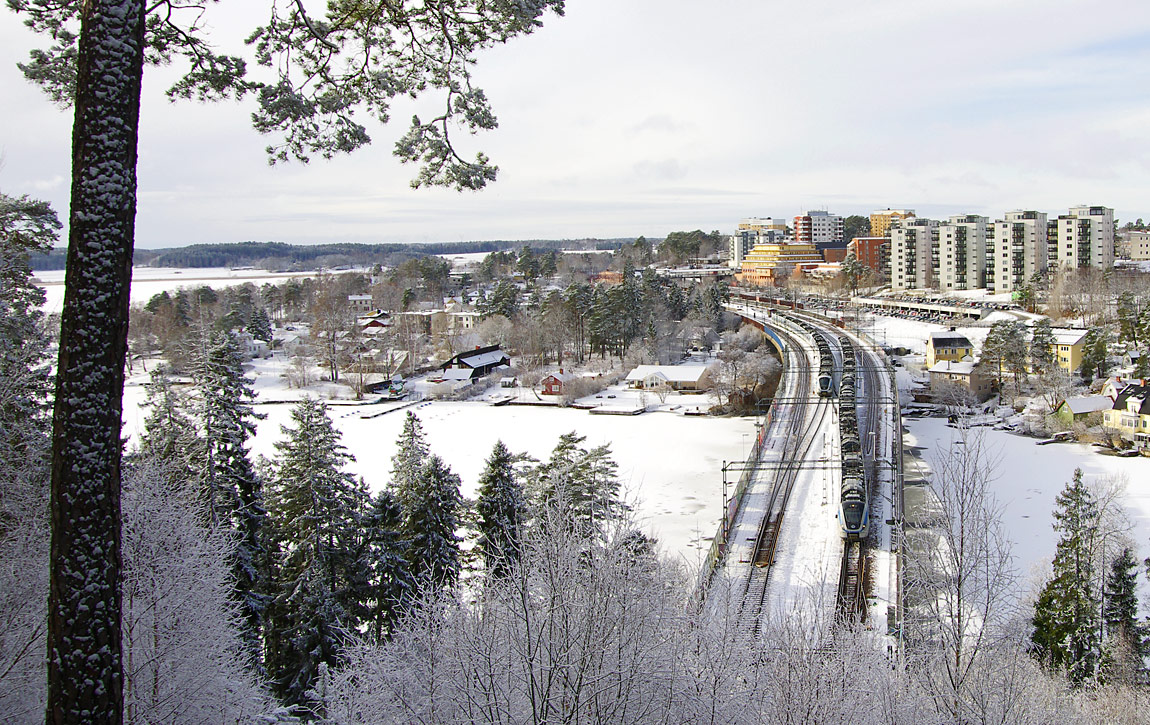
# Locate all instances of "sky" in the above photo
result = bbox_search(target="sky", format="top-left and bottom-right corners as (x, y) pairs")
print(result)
(2, 0), (1150, 249)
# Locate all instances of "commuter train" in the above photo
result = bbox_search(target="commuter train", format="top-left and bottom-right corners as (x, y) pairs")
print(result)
(835, 335), (869, 540)
(781, 314), (871, 540)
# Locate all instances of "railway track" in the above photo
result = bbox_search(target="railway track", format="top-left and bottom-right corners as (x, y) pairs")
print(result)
(740, 321), (830, 626)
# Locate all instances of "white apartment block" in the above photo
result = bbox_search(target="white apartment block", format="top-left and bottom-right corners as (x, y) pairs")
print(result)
(1049, 205), (1114, 271)
(986, 210), (1047, 294)
(935, 215), (988, 291)
(794, 210), (843, 246)
(889, 217), (938, 290)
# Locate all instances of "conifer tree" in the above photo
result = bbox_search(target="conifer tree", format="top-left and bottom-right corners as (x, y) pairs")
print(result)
(476, 440), (527, 578)
(1029, 318), (1055, 375)
(1031, 468), (1100, 683)
(535, 432), (624, 536)
(248, 306), (274, 343)
(266, 398), (369, 706)
(1101, 547), (1146, 681)
(403, 454), (463, 589)
(190, 329), (267, 657)
(391, 411), (431, 514)
(362, 489), (414, 642)
(135, 365), (205, 485)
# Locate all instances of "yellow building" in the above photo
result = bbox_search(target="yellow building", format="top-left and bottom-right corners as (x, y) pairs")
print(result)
(926, 331), (974, 368)
(1050, 328), (1088, 374)
(736, 241), (823, 287)
(870, 208), (915, 239)
(1101, 381), (1150, 446)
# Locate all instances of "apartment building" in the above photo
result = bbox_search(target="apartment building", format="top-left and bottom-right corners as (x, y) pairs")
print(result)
(736, 241), (823, 287)
(730, 217), (787, 269)
(934, 215), (988, 291)
(1121, 230), (1150, 260)
(793, 210), (843, 247)
(986, 210), (1048, 294)
(870, 208), (915, 239)
(889, 217), (938, 291)
(1048, 205), (1114, 271)
(847, 236), (888, 278)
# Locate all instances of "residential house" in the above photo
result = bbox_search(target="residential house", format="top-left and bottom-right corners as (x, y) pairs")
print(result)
(541, 370), (574, 396)
(1051, 395), (1113, 426)
(624, 363), (716, 391)
(442, 344), (511, 377)
(927, 360), (993, 401)
(348, 294), (375, 314)
(926, 330), (973, 368)
(1050, 328), (1089, 374)
(1101, 381), (1150, 446)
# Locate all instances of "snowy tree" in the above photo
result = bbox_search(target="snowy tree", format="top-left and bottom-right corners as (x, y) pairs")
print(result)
(0, 194), (58, 718)
(361, 489), (414, 643)
(533, 432), (625, 536)
(403, 454), (463, 590)
(1032, 468), (1101, 683)
(189, 329), (268, 658)
(120, 461), (271, 722)
(265, 398), (370, 707)
(390, 411), (431, 514)
(904, 431), (1019, 721)
(248, 306), (273, 344)
(476, 440), (527, 578)
(1101, 547), (1145, 682)
(134, 364), (206, 486)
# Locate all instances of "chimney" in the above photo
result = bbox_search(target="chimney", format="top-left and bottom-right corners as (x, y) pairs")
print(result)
(559, 368), (564, 375)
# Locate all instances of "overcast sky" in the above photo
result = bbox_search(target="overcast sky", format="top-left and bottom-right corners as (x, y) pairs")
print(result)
(2, 1), (1150, 249)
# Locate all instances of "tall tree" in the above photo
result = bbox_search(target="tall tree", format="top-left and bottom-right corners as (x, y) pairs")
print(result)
(403, 454), (463, 589)
(1029, 318), (1055, 375)
(14, 1), (564, 716)
(390, 411), (430, 512)
(190, 330), (267, 660)
(1101, 547), (1145, 682)
(1031, 468), (1101, 683)
(476, 440), (527, 578)
(265, 398), (368, 707)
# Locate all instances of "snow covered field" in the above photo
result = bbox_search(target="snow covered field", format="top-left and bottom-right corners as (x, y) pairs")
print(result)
(905, 416), (1150, 596)
(122, 371), (757, 567)
(34, 266), (322, 316)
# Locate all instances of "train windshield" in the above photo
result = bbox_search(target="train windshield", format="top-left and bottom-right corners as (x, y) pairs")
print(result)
(842, 501), (865, 530)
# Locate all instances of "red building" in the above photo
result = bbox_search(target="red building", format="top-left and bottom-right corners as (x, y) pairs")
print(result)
(847, 236), (888, 274)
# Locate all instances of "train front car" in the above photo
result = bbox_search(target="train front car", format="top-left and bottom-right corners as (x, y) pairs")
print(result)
(817, 372), (834, 397)
(839, 477), (870, 540)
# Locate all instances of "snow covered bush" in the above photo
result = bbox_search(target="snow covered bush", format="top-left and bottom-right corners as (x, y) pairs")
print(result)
(121, 461), (272, 722)
(0, 460), (272, 723)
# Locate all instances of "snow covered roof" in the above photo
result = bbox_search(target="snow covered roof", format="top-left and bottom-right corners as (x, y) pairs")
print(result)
(928, 360), (977, 375)
(1058, 395), (1113, 415)
(1113, 383), (1150, 415)
(625, 364), (715, 383)
(458, 349), (507, 369)
(1051, 328), (1089, 346)
(446, 345), (509, 370)
(441, 367), (478, 381)
(928, 332), (972, 348)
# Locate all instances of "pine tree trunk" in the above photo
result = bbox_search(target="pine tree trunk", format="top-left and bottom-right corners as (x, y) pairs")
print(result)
(47, 2), (145, 722)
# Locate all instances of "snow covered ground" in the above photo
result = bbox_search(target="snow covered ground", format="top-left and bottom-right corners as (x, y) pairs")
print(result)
(122, 362), (757, 567)
(904, 416), (1150, 601)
